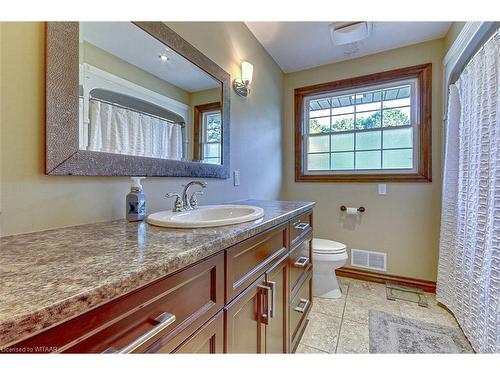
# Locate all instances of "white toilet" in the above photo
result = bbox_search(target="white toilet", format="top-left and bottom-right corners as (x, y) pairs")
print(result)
(312, 238), (348, 299)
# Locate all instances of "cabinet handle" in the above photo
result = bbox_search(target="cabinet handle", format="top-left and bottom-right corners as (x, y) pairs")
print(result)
(294, 298), (310, 314)
(293, 222), (310, 231)
(294, 256), (310, 268)
(264, 281), (276, 318)
(104, 312), (176, 353)
(257, 284), (271, 325)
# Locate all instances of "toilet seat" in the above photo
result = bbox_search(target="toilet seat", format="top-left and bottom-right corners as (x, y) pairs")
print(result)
(312, 238), (346, 254)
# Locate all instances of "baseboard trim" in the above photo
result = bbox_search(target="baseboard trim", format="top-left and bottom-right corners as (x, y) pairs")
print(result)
(336, 267), (436, 293)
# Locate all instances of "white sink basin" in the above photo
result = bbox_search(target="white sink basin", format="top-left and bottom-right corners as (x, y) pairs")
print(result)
(147, 205), (265, 228)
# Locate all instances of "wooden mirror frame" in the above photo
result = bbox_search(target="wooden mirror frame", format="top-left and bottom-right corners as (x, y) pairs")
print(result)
(45, 22), (230, 178)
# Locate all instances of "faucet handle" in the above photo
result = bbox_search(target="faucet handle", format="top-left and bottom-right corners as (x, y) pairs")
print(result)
(166, 192), (183, 212)
(189, 191), (204, 209)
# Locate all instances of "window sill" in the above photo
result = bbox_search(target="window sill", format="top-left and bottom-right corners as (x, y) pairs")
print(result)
(295, 172), (432, 183)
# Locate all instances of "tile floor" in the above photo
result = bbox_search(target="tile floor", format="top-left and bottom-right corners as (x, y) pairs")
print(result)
(296, 276), (461, 354)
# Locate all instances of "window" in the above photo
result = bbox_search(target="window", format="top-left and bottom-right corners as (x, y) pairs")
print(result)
(194, 102), (222, 164)
(201, 110), (222, 164)
(295, 64), (432, 182)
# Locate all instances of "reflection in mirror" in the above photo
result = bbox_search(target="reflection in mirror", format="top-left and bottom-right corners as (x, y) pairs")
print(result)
(193, 102), (222, 164)
(79, 22), (223, 165)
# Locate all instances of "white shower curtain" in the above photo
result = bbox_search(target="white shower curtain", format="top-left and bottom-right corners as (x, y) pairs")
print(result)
(437, 30), (500, 353)
(87, 100), (183, 160)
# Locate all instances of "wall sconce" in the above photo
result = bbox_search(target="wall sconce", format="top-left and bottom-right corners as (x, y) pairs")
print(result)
(233, 61), (254, 97)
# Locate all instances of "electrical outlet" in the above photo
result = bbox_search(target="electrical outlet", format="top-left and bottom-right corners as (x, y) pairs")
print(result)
(233, 170), (240, 186)
(378, 184), (387, 195)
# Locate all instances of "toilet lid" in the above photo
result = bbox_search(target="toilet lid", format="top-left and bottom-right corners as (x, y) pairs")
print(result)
(312, 238), (347, 254)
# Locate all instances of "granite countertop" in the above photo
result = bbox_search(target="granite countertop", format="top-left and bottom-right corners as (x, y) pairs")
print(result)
(0, 199), (314, 348)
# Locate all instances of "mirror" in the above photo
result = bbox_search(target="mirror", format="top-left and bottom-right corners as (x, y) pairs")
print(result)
(45, 22), (230, 178)
(79, 22), (223, 164)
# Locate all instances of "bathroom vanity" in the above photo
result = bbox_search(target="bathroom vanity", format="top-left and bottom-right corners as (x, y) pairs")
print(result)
(0, 200), (313, 353)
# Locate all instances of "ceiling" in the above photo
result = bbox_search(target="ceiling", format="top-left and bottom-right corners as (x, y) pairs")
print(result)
(80, 22), (220, 93)
(245, 22), (451, 73)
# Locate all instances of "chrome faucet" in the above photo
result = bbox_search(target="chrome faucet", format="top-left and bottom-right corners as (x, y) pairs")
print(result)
(166, 180), (207, 212)
(181, 181), (207, 210)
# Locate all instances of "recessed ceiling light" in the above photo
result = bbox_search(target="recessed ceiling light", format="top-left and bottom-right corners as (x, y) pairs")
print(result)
(159, 54), (169, 62)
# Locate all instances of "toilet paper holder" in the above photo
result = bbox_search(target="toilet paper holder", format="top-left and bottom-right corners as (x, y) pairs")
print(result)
(340, 205), (365, 213)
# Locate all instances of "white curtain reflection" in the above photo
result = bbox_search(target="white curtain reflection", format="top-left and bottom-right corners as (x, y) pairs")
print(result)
(87, 100), (183, 160)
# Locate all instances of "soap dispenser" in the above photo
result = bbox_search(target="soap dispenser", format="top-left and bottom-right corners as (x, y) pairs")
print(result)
(126, 177), (146, 222)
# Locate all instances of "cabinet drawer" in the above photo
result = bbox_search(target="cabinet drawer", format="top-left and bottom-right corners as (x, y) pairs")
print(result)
(13, 252), (224, 353)
(289, 268), (312, 348)
(290, 211), (313, 247)
(225, 223), (288, 303)
(76, 252), (224, 353)
(289, 232), (312, 293)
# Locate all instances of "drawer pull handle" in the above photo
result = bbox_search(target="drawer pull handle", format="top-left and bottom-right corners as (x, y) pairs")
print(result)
(264, 281), (276, 318)
(293, 222), (310, 231)
(257, 284), (271, 325)
(294, 298), (310, 314)
(105, 312), (176, 353)
(294, 256), (310, 268)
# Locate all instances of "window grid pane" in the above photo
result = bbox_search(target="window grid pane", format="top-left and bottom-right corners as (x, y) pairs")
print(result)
(201, 110), (222, 165)
(305, 83), (415, 172)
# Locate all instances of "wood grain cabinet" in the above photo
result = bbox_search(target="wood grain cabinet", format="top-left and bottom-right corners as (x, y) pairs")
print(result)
(169, 311), (224, 354)
(264, 254), (289, 353)
(290, 211), (313, 248)
(225, 223), (288, 303)
(224, 275), (267, 353)
(289, 233), (312, 294)
(8, 210), (313, 354)
(290, 269), (313, 351)
(224, 255), (290, 354)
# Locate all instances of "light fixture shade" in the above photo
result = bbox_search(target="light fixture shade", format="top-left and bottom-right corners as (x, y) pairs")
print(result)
(241, 61), (254, 85)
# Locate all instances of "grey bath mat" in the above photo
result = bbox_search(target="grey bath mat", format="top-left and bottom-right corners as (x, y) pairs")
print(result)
(369, 310), (474, 353)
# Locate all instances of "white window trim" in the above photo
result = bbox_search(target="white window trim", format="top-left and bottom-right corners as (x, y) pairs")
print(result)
(302, 78), (420, 175)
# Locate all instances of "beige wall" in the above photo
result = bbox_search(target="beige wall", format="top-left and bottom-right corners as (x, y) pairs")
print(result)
(81, 41), (191, 105)
(0, 22), (284, 236)
(190, 87), (221, 108)
(282, 39), (445, 281)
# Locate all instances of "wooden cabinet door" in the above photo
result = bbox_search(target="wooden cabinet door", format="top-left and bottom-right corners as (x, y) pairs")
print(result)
(224, 275), (268, 353)
(169, 311), (223, 354)
(264, 254), (289, 353)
